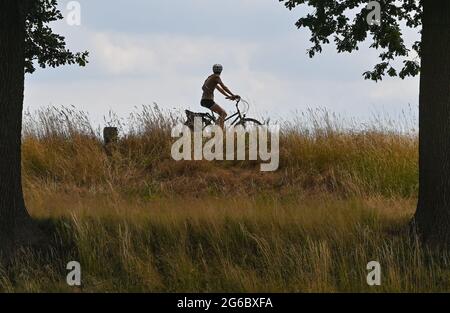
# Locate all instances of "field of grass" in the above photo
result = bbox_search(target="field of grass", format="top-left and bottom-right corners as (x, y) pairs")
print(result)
(1, 105), (448, 292)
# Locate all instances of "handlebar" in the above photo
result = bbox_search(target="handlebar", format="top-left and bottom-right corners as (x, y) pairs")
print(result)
(235, 98), (250, 115)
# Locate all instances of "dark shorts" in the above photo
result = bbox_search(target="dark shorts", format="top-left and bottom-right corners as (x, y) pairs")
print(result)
(201, 99), (216, 109)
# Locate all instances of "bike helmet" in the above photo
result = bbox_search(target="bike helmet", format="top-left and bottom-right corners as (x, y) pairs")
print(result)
(213, 64), (223, 74)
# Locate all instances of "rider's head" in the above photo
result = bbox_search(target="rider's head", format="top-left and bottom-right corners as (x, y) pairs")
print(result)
(213, 64), (223, 75)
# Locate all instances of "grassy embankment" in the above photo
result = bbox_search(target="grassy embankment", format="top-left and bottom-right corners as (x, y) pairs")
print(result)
(1, 105), (448, 292)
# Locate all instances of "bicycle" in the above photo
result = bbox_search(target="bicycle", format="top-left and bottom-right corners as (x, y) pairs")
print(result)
(184, 98), (263, 130)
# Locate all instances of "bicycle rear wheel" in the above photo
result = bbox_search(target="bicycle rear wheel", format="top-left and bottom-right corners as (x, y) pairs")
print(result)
(184, 110), (215, 130)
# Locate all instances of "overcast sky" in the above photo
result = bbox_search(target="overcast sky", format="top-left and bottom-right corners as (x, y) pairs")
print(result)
(24, 0), (421, 127)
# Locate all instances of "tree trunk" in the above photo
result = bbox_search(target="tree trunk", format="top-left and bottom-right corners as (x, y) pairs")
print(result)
(0, 0), (42, 257)
(414, 0), (450, 245)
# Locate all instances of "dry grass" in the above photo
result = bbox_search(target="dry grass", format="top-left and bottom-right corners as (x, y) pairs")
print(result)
(1, 105), (447, 292)
(21, 105), (418, 198)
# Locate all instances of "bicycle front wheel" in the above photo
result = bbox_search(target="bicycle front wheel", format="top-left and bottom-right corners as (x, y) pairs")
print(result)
(236, 118), (263, 128)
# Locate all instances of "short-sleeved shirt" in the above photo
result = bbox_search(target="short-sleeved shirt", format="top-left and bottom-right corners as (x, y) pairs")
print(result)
(202, 74), (223, 100)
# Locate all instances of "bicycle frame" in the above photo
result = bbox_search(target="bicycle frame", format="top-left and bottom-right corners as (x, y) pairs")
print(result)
(185, 98), (261, 130)
(210, 99), (245, 126)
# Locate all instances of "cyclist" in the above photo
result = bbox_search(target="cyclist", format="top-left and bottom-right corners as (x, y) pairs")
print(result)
(201, 64), (240, 128)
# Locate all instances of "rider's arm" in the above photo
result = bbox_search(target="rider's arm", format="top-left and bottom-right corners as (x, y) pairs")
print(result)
(216, 84), (233, 98)
(217, 81), (235, 97)
(217, 79), (237, 98)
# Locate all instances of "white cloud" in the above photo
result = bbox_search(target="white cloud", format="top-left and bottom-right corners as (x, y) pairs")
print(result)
(90, 31), (258, 76)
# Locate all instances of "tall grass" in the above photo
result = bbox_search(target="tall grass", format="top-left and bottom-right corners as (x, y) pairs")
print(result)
(21, 105), (418, 198)
(2, 195), (449, 292)
(0, 105), (444, 293)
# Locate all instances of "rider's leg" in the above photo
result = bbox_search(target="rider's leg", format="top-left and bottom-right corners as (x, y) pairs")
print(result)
(210, 103), (227, 129)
